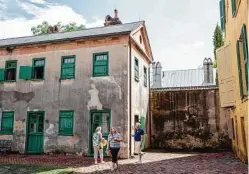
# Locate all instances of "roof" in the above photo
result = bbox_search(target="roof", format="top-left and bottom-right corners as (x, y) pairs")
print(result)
(152, 86), (218, 92)
(0, 21), (144, 48)
(160, 68), (217, 88)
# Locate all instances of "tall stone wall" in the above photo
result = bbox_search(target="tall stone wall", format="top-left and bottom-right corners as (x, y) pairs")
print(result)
(151, 87), (231, 151)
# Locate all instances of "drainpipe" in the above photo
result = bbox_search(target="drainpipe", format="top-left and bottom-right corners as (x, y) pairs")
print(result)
(128, 36), (132, 157)
(148, 65), (152, 147)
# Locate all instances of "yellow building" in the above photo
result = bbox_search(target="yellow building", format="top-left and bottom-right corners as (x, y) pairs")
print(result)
(217, 0), (248, 163)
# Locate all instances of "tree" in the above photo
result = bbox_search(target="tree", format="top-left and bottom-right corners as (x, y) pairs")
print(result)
(31, 21), (85, 35)
(212, 23), (224, 85)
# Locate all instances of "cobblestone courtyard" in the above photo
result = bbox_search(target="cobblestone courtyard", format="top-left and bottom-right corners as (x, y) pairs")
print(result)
(0, 151), (247, 174)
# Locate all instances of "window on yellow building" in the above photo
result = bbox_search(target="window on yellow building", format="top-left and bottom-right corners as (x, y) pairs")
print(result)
(236, 24), (248, 99)
(231, 0), (242, 17)
(219, 0), (225, 31)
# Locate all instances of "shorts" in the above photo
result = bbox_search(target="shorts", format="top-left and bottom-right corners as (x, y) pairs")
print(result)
(134, 141), (141, 154)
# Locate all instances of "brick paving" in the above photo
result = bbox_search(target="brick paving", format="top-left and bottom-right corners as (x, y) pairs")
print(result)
(0, 151), (247, 174)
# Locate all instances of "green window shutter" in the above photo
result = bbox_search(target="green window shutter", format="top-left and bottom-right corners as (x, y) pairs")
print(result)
(1, 111), (14, 134)
(231, 0), (236, 16)
(241, 24), (248, 93)
(59, 111), (74, 136)
(61, 56), (75, 79)
(19, 66), (32, 80)
(236, 40), (244, 99)
(93, 53), (109, 77)
(219, 0), (225, 31)
(0, 69), (5, 81)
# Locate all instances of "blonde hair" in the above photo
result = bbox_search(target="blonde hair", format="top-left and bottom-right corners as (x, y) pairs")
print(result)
(96, 126), (101, 132)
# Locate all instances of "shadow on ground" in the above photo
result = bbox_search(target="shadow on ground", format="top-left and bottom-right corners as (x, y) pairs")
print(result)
(0, 163), (74, 174)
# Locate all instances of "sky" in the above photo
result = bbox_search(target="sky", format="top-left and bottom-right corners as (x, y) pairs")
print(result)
(0, 0), (220, 70)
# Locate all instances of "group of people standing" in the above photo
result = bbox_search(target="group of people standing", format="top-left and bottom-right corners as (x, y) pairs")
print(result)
(92, 122), (144, 171)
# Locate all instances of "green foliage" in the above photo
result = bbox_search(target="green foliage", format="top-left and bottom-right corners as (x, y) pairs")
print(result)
(213, 24), (224, 60)
(213, 24), (224, 85)
(31, 21), (85, 35)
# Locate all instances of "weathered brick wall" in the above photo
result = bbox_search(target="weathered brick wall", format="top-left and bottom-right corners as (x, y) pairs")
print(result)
(151, 88), (231, 151)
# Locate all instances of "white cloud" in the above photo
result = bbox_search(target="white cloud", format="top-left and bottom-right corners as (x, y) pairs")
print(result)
(0, 1), (103, 39)
(29, 0), (47, 4)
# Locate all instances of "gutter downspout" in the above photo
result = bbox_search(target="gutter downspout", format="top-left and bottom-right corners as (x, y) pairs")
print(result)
(148, 66), (152, 147)
(129, 36), (132, 158)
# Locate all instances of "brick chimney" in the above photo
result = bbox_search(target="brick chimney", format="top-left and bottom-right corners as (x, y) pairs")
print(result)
(104, 9), (122, 26)
(203, 58), (213, 84)
(114, 9), (118, 18)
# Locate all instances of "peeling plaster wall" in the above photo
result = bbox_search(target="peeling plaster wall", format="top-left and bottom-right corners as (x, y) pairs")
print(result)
(130, 47), (150, 155)
(151, 88), (231, 151)
(0, 37), (129, 157)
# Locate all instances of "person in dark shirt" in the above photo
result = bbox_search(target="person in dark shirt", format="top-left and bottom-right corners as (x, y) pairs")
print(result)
(131, 122), (144, 163)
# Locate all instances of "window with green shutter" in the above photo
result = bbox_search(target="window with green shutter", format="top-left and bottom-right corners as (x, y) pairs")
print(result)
(59, 111), (74, 136)
(5, 60), (17, 81)
(144, 66), (147, 87)
(1, 111), (14, 134)
(19, 66), (32, 80)
(61, 56), (75, 79)
(0, 69), (5, 81)
(236, 40), (244, 99)
(32, 58), (45, 80)
(135, 57), (139, 82)
(219, 0), (225, 31)
(241, 24), (248, 93)
(92, 52), (109, 77)
(231, 0), (236, 16)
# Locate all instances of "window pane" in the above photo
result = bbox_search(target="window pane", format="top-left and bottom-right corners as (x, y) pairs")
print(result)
(101, 113), (109, 134)
(7, 62), (17, 68)
(34, 59), (45, 67)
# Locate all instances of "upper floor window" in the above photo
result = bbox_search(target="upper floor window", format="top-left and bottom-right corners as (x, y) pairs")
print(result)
(61, 55), (75, 79)
(5, 60), (17, 81)
(144, 66), (147, 87)
(231, 0), (241, 17)
(19, 58), (45, 80)
(134, 57), (139, 82)
(33, 58), (45, 80)
(236, 24), (248, 99)
(219, 0), (225, 31)
(93, 52), (109, 77)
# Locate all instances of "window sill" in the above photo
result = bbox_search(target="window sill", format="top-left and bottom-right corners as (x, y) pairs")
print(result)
(58, 133), (74, 136)
(92, 75), (109, 78)
(4, 80), (16, 83)
(241, 96), (248, 103)
(0, 132), (13, 135)
(60, 78), (75, 81)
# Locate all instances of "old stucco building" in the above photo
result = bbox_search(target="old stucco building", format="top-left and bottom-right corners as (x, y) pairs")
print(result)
(150, 59), (231, 151)
(217, 0), (248, 162)
(0, 11), (153, 158)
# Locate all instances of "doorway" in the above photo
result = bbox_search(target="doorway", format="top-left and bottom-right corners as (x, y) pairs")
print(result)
(240, 117), (247, 155)
(89, 110), (111, 156)
(26, 111), (45, 154)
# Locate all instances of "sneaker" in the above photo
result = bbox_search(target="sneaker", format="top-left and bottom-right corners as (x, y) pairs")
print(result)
(94, 161), (98, 165)
(101, 161), (105, 164)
